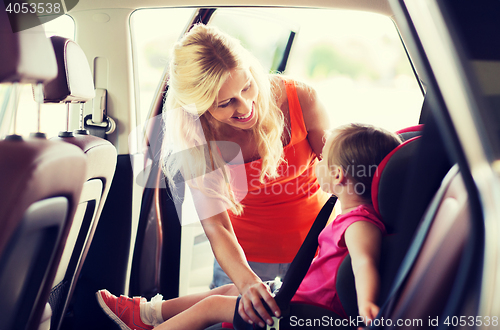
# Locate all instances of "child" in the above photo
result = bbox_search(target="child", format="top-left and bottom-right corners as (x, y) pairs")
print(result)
(96, 123), (402, 330)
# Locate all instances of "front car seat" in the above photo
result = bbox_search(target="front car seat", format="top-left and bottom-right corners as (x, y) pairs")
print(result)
(0, 5), (87, 329)
(42, 36), (118, 330)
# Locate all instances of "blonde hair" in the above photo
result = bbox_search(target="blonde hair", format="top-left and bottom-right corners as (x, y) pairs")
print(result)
(161, 24), (285, 215)
(325, 123), (402, 200)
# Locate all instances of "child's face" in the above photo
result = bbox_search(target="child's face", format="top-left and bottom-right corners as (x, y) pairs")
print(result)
(316, 133), (337, 194)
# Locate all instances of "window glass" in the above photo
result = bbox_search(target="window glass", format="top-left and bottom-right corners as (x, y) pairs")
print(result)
(14, 15), (75, 138)
(209, 9), (299, 72)
(130, 8), (196, 125)
(267, 8), (422, 132)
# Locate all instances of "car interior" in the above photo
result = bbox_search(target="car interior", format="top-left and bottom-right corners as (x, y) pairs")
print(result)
(1, 0), (499, 329)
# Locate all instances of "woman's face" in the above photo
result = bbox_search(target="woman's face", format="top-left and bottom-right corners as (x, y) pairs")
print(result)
(208, 68), (259, 131)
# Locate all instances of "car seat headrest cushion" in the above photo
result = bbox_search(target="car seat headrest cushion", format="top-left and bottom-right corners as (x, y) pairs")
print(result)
(371, 136), (421, 234)
(0, 3), (57, 84)
(43, 36), (95, 103)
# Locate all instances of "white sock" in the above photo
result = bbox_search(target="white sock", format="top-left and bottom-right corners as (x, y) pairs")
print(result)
(139, 293), (165, 327)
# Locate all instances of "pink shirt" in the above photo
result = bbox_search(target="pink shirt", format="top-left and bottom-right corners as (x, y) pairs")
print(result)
(291, 204), (386, 318)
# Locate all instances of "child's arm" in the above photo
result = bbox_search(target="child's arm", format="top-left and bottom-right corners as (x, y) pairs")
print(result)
(344, 221), (383, 324)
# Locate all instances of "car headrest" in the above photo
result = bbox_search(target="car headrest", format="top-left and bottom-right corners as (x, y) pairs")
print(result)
(0, 2), (57, 83)
(43, 36), (95, 103)
(396, 124), (423, 141)
(371, 136), (421, 234)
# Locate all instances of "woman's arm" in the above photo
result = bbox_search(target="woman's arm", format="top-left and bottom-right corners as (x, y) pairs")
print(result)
(344, 221), (383, 324)
(295, 82), (331, 158)
(200, 208), (279, 328)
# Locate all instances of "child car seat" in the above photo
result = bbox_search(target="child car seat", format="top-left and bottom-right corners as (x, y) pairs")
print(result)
(207, 125), (436, 330)
(337, 127), (423, 320)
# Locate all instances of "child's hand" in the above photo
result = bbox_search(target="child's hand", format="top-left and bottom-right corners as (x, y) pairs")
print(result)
(358, 301), (380, 328)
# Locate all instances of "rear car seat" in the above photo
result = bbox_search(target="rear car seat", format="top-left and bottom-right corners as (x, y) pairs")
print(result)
(0, 6), (87, 330)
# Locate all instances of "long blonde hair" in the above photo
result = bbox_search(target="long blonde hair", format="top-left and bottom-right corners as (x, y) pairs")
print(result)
(161, 24), (285, 215)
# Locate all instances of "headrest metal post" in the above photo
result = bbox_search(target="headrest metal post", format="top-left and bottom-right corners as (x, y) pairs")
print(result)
(35, 83), (43, 133)
(58, 103), (74, 138)
(29, 83), (47, 139)
(74, 103), (89, 135)
(66, 103), (70, 132)
(5, 82), (24, 140)
(79, 103), (84, 130)
(11, 82), (20, 135)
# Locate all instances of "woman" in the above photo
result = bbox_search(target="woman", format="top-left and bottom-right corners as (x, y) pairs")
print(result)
(161, 23), (330, 325)
(97, 123), (401, 329)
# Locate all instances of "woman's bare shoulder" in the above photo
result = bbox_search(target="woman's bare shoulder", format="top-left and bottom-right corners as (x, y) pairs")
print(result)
(294, 79), (317, 102)
(269, 74), (287, 106)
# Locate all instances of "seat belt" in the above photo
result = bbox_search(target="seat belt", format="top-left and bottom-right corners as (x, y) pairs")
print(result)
(232, 196), (337, 330)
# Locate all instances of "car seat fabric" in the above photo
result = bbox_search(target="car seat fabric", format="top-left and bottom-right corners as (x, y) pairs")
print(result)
(0, 12), (88, 329)
(48, 134), (117, 330)
(378, 165), (469, 327)
(0, 141), (87, 330)
(43, 36), (95, 103)
(0, 2), (57, 84)
(371, 136), (421, 235)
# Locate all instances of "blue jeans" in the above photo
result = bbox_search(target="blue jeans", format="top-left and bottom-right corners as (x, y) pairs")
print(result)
(210, 258), (291, 289)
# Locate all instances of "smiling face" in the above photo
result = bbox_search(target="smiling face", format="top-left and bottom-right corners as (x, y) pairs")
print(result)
(208, 68), (259, 131)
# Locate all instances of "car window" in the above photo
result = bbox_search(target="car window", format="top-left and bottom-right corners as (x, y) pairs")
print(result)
(12, 15), (75, 138)
(209, 8), (299, 73)
(130, 8), (196, 126)
(272, 8), (422, 132)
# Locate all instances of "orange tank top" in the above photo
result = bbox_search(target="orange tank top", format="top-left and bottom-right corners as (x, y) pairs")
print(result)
(228, 79), (329, 263)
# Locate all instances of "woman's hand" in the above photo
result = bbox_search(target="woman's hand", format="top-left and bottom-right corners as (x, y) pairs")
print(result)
(238, 282), (281, 328)
(200, 211), (281, 327)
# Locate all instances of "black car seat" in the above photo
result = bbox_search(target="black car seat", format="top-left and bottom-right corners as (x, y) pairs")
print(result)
(374, 165), (469, 329)
(371, 117), (479, 328)
(205, 124), (434, 330)
(42, 36), (118, 330)
(276, 128), (429, 330)
(0, 6), (87, 330)
(337, 125), (424, 321)
(338, 114), (454, 325)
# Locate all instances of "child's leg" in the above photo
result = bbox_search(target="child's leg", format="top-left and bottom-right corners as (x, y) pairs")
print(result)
(160, 284), (239, 320)
(97, 284), (239, 330)
(155, 294), (237, 330)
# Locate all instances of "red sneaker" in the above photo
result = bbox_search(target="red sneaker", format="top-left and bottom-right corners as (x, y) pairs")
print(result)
(96, 289), (153, 330)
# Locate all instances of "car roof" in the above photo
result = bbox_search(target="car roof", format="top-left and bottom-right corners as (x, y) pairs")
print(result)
(70, 0), (394, 17)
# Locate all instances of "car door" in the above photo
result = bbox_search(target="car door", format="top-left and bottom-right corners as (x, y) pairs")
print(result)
(376, 0), (499, 327)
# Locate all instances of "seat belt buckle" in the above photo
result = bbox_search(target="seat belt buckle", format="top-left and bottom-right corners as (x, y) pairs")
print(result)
(267, 316), (282, 330)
